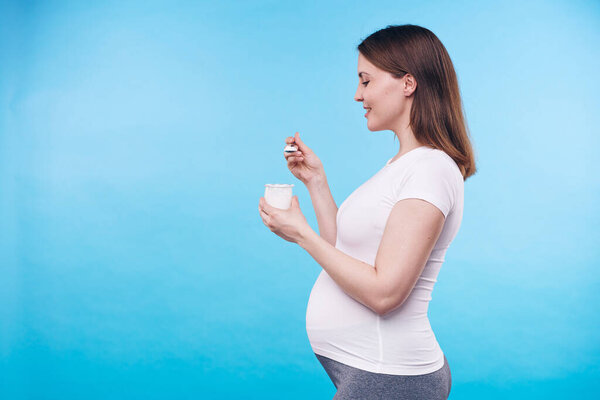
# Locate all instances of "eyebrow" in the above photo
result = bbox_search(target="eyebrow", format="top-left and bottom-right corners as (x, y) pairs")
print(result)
(358, 72), (371, 78)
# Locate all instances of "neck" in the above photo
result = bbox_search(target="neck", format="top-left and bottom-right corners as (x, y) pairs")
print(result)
(393, 125), (424, 158)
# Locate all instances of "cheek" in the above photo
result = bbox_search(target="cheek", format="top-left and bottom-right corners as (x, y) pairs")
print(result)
(381, 92), (404, 115)
(368, 87), (390, 107)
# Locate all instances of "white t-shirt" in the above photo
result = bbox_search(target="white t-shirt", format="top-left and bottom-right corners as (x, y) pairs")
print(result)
(305, 145), (464, 375)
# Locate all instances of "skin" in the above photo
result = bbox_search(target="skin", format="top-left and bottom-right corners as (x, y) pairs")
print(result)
(258, 53), (446, 316)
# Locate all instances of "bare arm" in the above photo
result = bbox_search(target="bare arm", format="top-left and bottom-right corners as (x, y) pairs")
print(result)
(297, 198), (445, 316)
(306, 175), (338, 247)
(284, 132), (338, 246)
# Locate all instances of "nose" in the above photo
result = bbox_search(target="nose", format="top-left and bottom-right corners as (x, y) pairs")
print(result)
(354, 85), (363, 102)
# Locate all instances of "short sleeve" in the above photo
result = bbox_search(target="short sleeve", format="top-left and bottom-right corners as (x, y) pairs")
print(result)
(393, 156), (457, 218)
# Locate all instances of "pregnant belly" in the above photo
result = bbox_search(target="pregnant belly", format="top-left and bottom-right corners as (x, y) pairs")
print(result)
(306, 270), (377, 332)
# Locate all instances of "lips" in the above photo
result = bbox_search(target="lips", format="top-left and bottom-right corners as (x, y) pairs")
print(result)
(364, 107), (371, 117)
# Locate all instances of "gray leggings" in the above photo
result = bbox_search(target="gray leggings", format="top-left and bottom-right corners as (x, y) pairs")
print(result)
(315, 353), (452, 399)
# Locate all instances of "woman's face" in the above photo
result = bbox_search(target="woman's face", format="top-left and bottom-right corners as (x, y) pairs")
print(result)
(354, 53), (413, 132)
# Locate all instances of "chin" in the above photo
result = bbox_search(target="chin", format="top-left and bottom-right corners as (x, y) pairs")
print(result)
(366, 120), (385, 132)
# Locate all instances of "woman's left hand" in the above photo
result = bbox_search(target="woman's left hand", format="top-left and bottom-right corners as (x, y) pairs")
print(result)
(258, 196), (312, 244)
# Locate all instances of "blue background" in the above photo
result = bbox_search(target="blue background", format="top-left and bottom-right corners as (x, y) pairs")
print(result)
(1, 0), (599, 398)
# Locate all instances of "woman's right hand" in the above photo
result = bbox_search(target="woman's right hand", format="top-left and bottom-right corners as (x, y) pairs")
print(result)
(284, 132), (325, 185)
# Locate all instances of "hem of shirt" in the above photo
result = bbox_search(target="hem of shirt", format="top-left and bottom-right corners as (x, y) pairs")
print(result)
(394, 193), (449, 219)
(312, 347), (445, 376)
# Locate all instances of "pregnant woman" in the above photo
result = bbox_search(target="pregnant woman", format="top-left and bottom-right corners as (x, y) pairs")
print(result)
(258, 24), (476, 399)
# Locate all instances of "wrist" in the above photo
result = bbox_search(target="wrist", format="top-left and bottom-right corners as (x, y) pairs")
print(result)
(297, 224), (318, 249)
(306, 173), (327, 191)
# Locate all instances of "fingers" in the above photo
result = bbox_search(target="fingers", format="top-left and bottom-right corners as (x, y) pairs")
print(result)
(285, 153), (304, 163)
(284, 149), (303, 161)
(285, 132), (307, 152)
(259, 197), (273, 214)
(294, 132), (305, 147)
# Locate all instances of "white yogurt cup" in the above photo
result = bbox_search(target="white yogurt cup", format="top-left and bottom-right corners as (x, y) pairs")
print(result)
(264, 184), (294, 209)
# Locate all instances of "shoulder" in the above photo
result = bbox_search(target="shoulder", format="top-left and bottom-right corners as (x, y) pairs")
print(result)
(390, 148), (462, 217)
(409, 148), (461, 180)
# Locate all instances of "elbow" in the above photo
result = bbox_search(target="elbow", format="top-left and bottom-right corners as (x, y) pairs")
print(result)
(374, 302), (393, 317)
(374, 306), (388, 317)
(374, 294), (407, 317)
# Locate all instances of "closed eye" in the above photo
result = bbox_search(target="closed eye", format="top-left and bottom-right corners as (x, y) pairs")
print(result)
(362, 81), (369, 86)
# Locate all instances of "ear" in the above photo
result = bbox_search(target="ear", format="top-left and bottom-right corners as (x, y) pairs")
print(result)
(403, 74), (417, 96)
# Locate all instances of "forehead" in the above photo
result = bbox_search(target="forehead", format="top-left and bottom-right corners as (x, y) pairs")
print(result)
(357, 53), (377, 77)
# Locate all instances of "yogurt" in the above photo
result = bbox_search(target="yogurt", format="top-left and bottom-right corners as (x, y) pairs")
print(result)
(264, 184), (294, 209)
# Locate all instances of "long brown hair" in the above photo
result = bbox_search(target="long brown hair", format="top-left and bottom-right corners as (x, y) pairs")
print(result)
(358, 24), (477, 180)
